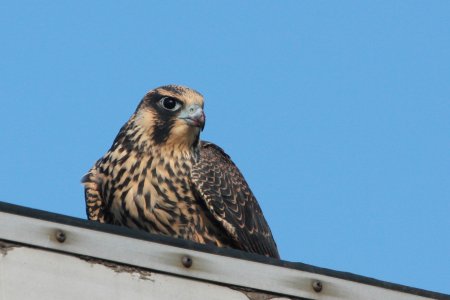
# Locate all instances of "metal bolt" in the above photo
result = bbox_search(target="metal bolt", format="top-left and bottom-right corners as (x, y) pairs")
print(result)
(312, 280), (323, 293)
(55, 230), (66, 243)
(181, 255), (193, 268)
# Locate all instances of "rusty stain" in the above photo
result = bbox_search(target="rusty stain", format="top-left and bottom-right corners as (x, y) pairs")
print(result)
(241, 291), (286, 300)
(0, 240), (20, 256)
(79, 256), (154, 281)
(230, 286), (298, 300)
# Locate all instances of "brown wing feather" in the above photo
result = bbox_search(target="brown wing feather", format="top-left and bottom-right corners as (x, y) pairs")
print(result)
(191, 141), (280, 258)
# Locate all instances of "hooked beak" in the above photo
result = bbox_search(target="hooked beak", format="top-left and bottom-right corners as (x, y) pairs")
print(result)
(178, 104), (205, 131)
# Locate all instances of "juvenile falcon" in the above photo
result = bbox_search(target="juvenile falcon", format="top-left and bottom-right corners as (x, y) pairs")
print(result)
(82, 85), (279, 258)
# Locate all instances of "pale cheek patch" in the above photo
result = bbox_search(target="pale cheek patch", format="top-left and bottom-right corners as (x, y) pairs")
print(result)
(134, 108), (157, 131)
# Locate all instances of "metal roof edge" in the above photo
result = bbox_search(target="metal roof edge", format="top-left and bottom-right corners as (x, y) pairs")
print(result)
(0, 201), (447, 300)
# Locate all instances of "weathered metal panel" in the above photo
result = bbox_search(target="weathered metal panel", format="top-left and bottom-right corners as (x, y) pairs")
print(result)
(0, 212), (307, 298)
(0, 243), (253, 300)
(0, 202), (447, 300)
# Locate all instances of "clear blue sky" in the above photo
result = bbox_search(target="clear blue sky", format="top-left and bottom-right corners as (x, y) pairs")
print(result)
(1, 1), (449, 295)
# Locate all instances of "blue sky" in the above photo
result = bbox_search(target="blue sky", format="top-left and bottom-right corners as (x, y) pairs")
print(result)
(1, 1), (449, 295)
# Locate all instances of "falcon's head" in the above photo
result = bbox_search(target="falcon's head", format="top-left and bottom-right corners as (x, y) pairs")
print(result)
(133, 85), (205, 150)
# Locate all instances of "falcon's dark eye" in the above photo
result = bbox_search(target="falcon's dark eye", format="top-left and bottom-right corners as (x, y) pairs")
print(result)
(159, 97), (182, 111)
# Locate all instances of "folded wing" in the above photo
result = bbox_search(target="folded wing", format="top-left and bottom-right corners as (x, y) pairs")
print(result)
(191, 141), (279, 258)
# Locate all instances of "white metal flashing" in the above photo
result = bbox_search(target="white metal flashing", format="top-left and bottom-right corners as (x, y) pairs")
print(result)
(0, 206), (446, 300)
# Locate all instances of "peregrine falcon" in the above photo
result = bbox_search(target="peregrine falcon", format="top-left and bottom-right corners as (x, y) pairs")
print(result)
(82, 85), (279, 258)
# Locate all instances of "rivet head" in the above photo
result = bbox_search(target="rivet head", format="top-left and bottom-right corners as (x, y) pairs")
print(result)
(55, 230), (66, 243)
(181, 255), (193, 268)
(312, 280), (323, 292)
